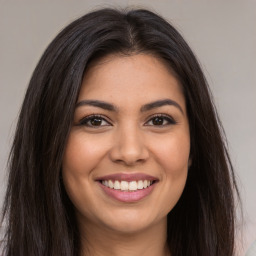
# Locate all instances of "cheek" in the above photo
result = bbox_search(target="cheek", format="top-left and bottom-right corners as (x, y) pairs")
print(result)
(61, 133), (105, 210)
(63, 132), (107, 175)
(149, 133), (190, 212)
(152, 132), (190, 174)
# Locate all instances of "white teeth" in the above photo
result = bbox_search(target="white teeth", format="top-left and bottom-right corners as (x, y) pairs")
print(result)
(129, 181), (137, 191)
(108, 180), (114, 189)
(120, 181), (129, 191)
(114, 180), (120, 190)
(101, 180), (153, 191)
(137, 180), (144, 189)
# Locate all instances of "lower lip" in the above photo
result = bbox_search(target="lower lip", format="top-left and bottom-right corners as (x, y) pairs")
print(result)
(98, 182), (156, 202)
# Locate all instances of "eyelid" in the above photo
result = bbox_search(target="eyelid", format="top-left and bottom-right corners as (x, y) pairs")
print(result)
(75, 113), (176, 127)
(144, 113), (177, 126)
(77, 114), (112, 127)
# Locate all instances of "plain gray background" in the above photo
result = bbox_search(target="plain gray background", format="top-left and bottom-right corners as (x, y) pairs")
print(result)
(0, 0), (255, 254)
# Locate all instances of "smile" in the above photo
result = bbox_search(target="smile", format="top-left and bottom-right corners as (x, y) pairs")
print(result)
(101, 180), (154, 191)
(97, 173), (158, 202)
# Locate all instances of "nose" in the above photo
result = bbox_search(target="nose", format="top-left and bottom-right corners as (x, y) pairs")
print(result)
(109, 125), (149, 166)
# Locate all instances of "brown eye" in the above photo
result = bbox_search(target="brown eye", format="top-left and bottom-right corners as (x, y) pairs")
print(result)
(152, 117), (164, 125)
(78, 115), (111, 127)
(90, 117), (103, 126)
(145, 114), (176, 126)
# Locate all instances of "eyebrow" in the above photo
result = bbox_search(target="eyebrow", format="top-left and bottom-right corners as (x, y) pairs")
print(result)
(76, 99), (184, 114)
(140, 99), (184, 114)
(76, 100), (117, 111)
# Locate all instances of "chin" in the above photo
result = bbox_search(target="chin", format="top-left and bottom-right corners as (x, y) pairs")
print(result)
(97, 207), (166, 234)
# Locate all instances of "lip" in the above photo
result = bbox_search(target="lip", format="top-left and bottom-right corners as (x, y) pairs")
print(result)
(98, 181), (157, 202)
(96, 173), (158, 182)
(96, 173), (158, 203)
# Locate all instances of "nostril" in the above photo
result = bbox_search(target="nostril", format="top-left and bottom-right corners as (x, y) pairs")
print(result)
(108, 133), (149, 165)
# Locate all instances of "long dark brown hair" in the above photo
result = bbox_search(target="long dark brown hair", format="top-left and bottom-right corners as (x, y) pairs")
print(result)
(1, 8), (239, 256)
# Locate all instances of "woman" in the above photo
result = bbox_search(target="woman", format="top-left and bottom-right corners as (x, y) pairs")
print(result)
(1, 8), (239, 256)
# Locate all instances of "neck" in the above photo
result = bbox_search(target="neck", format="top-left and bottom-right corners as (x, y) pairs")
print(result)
(79, 217), (170, 256)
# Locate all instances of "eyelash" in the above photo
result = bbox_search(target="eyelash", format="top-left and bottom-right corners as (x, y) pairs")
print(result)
(77, 114), (177, 127)
(145, 114), (177, 126)
(78, 114), (110, 127)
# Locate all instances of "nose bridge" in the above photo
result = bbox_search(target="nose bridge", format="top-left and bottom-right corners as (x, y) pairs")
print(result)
(109, 122), (148, 165)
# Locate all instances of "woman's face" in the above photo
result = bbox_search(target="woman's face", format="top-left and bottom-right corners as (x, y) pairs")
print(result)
(62, 54), (190, 234)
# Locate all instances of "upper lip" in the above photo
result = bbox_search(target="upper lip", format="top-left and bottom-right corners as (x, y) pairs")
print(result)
(96, 173), (158, 182)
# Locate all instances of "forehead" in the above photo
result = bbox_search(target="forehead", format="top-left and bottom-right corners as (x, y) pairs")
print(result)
(79, 54), (185, 110)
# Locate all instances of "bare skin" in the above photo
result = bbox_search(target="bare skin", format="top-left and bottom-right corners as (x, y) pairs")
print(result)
(62, 54), (190, 256)
(79, 215), (170, 256)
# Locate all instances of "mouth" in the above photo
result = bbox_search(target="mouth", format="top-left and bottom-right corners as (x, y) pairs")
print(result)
(96, 173), (158, 202)
(100, 179), (156, 192)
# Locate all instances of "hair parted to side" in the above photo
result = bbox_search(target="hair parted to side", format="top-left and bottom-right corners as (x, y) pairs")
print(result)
(1, 8), (239, 256)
